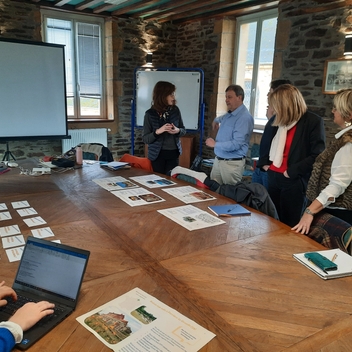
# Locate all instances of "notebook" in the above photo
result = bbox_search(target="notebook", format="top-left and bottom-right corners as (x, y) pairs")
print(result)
(208, 204), (251, 217)
(0, 237), (90, 350)
(293, 248), (352, 280)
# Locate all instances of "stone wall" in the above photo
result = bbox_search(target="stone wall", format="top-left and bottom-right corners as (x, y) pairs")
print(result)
(1, 0), (351, 161)
(274, 0), (352, 142)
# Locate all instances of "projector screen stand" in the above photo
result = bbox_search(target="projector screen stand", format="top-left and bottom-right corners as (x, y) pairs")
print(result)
(2, 142), (16, 161)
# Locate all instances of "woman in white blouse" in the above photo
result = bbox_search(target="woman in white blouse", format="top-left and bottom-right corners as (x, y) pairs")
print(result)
(292, 89), (352, 234)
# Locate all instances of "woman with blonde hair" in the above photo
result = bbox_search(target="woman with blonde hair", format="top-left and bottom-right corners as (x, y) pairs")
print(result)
(293, 88), (352, 234)
(262, 84), (325, 227)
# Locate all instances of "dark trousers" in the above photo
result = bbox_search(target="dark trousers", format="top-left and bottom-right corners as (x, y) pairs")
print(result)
(267, 170), (307, 227)
(325, 208), (352, 225)
(151, 149), (179, 175)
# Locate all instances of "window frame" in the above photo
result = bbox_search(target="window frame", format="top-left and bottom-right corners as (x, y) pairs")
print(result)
(41, 9), (106, 122)
(233, 9), (278, 130)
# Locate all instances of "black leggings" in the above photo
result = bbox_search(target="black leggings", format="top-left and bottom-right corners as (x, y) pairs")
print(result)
(151, 149), (179, 175)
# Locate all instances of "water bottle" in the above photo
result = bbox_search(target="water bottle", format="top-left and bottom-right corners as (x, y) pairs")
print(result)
(76, 145), (83, 165)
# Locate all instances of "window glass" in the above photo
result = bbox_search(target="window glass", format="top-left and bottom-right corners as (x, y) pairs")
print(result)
(43, 11), (104, 120)
(234, 10), (277, 129)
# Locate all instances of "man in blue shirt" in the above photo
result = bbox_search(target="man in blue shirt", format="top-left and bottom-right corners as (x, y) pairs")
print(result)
(206, 85), (254, 185)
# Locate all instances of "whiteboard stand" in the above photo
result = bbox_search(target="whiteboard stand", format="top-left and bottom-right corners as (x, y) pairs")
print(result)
(131, 67), (204, 157)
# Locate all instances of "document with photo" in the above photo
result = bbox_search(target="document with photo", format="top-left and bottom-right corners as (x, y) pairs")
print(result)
(129, 174), (176, 188)
(76, 287), (215, 352)
(158, 204), (225, 231)
(111, 187), (165, 207)
(162, 186), (216, 204)
(93, 176), (139, 192)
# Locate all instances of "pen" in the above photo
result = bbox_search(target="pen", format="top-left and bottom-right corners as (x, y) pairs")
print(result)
(332, 253), (338, 262)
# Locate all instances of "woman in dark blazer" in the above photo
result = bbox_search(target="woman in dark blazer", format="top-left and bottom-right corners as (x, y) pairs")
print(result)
(258, 84), (326, 227)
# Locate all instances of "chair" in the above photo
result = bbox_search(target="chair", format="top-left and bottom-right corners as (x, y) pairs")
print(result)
(119, 154), (153, 171)
(307, 212), (352, 254)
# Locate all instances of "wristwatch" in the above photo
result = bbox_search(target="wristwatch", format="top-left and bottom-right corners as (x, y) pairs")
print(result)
(304, 207), (316, 216)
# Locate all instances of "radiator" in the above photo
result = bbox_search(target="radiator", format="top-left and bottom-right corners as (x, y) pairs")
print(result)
(62, 128), (108, 152)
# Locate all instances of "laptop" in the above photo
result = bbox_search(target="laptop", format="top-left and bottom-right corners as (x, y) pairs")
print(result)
(0, 237), (90, 350)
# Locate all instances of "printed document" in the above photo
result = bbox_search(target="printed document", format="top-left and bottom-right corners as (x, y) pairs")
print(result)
(158, 205), (225, 231)
(76, 287), (215, 351)
(162, 186), (216, 204)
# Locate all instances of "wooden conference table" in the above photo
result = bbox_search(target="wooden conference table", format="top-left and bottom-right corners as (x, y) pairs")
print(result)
(1, 159), (352, 352)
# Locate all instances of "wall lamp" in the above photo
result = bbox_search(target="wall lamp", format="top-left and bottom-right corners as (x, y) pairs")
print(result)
(146, 52), (153, 66)
(344, 35), (352, 55)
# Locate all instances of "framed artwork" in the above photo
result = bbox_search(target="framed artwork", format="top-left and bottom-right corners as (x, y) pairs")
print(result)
(323, 58), (352, 94)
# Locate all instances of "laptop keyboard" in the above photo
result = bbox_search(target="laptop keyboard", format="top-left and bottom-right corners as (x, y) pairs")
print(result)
(0, 295), (65, 326)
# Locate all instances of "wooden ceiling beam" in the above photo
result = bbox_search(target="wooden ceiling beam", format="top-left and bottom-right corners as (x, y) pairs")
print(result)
(111, 0), (160, 16)
(159, 0), (278, 23)
(75, 0), (102, 11)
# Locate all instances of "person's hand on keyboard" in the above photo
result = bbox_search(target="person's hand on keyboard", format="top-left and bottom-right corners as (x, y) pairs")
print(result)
(9, 301), (55, 331)
(0, 280), (17, 306)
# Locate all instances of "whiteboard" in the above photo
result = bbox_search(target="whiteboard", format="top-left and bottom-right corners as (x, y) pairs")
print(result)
(134, 69), (203, 130)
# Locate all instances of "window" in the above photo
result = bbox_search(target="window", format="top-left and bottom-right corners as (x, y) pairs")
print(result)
(234, 10), (277, 129)
(42, 11), (105, 120)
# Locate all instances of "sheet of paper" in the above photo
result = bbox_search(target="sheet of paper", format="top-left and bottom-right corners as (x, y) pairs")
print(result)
(162, 186), (216, 204)
(130, 174), (176, 188)
(2, 235), (25, 249)
(23, 216), (47, 227)
(0, 212), (12, 221)
(93, 176), (139, 192)
(0, 225), (21, 237)
(6, 246), (24, 262)
(31, 227), (55, 239)
(11, 201), (30, 209)
(111, 187), (165, 207)
(0, 203), (7, 211)
(76, 287), (215, 352)
(16, 207), (38, 217)
(158, 205), (226, 231)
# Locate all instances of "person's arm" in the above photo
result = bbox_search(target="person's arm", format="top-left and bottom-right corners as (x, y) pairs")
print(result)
(142, 111), (159, 144)
(292, 143), (352, 234)
(0, 326), (16, 352)
(315, 143), (352, 207)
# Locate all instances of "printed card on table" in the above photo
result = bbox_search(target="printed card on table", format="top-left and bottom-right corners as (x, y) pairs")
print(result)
(6, 246), (24, 262)
(0, 225), (20, 237)
(0, 203), (7, 211)
(2, 235), (25, 249)
(23, 216), (47, 227)
(162, 186), (216, 204)
(16, 207), (38, 217)
(93, 176), (139, 192)
(31, 227), (55, 239)
(0, 212), (12, 221)
(11, 201), (30, 209)
(129, 174), (176, 188)
(111, 187), (165, 207)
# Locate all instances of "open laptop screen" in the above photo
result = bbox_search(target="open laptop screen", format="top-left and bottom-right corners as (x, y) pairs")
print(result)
(14, 238), (89, 301)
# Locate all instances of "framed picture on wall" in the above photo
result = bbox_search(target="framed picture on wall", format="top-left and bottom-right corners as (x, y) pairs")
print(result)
(323, 58), (352, 94)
